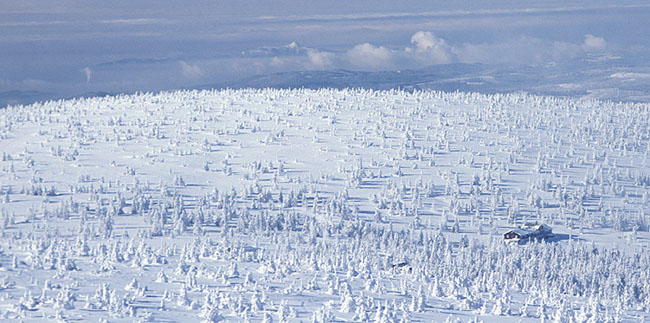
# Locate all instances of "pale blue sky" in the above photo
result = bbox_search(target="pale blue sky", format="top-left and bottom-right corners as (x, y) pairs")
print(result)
(2, 1), (650, 105)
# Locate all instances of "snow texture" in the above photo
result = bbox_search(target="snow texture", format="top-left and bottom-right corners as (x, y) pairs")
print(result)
(0, 88), (650, 322)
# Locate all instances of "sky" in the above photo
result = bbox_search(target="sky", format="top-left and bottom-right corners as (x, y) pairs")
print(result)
(2, 1), (650, 105)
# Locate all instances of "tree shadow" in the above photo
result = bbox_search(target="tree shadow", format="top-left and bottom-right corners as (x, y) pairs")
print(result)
(517, 233), (583, 245)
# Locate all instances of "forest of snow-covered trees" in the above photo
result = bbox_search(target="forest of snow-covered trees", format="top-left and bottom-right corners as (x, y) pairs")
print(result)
(1, 88), (649, 322)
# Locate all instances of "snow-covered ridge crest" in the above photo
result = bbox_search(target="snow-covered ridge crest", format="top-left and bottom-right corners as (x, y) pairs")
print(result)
(0, 88), (649, 321)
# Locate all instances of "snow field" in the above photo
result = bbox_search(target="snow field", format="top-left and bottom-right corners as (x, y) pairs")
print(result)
(0, 88), (650, 322)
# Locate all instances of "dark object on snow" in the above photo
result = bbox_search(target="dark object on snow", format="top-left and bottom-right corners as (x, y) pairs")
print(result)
(392, 261), (409, 269)
(504, 223), (553, 243)
(390, 261), (412, 274)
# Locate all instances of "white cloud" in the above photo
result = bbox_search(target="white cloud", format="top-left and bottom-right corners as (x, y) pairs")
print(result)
(179, 61), (203, 79)
(453, 36), (583, 65)
(307, 50), (334, 69)
(582, 34), (606, 52)
(346, 43), (392, 69)
(610, 72), (650, 79)
(82, 67), (92, 83)
(235, 31), (607, 74)
(99, 18), (167, 25)
(409, 31), (453, 64)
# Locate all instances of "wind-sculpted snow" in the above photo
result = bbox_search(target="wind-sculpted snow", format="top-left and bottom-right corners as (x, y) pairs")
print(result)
(1, 88), (650, 322)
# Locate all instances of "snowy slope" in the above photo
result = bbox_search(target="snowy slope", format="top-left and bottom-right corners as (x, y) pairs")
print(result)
(1, 88), (649, 322)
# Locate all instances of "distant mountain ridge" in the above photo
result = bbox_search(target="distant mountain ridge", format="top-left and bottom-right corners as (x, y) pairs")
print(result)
(3, 60), (650, 108)
(203, 61), (650, 103)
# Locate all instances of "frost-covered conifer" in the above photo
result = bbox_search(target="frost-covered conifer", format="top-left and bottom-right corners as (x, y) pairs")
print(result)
(262, 312), (273, 323)
(312, 306), (334, 323)
(177, 285), (190, 307)
(340, 294), (356, 313)
(251, 292), (264, 312)
(227, 262), (239, 278)
(277, 300), (290, 322)
(124, 278), (139, 291)
(201, 305), (224, 323)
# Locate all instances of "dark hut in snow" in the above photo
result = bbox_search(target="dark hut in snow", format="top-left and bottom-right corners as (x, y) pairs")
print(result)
(504, 223), (553, 243)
